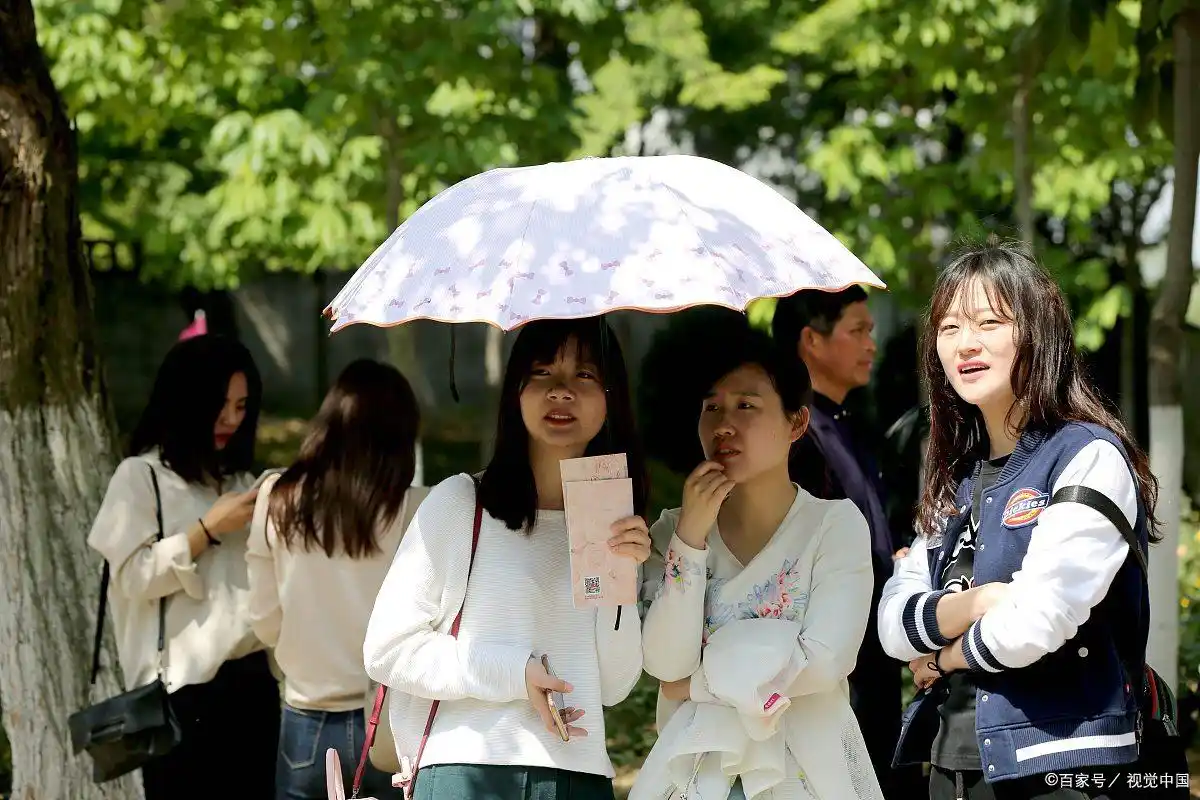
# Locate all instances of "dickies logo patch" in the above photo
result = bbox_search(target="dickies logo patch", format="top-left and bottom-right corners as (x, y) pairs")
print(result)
(1002, 487), (1049, 528)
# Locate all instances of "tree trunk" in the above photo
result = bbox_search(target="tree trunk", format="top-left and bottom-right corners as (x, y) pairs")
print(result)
(379, 117), (435, 402)
(378, 113), (430, 482)
(0, 1), (140, 797)
(1012, 70), (1035, 243)
(1146, 8), (1200, 694)
(1120, 233), (1144, 434)
(479, 325), (504, 464)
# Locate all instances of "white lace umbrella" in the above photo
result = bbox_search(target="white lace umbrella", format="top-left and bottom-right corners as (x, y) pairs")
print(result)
(324, 154), (885, 332)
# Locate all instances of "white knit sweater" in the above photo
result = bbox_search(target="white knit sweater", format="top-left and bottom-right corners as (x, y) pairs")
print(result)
(363, 473), (643, 778)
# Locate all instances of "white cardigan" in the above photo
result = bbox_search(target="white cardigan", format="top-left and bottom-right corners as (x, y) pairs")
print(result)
(633, 488), (884, 800)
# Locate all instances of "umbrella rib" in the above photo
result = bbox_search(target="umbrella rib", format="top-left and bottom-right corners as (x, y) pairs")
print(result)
(510, 195), (542, 302)
(652, 177), (726, 298)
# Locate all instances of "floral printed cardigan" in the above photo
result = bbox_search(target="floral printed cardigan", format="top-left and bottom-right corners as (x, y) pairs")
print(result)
(631, 488), (884, 800)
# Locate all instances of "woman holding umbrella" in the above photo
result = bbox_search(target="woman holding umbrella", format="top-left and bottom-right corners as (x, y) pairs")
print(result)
(330, 153), (890, 798)
(363, 317), (650, 800)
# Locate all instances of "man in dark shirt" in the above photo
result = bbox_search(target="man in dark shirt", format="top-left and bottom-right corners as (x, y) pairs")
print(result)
(773, 287), (920, 799)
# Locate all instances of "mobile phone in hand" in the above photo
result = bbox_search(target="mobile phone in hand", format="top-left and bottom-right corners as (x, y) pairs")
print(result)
(540, 655), (569, 742)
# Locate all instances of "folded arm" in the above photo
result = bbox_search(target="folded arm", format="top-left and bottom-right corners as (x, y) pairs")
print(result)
(955, 440), (1133, 673)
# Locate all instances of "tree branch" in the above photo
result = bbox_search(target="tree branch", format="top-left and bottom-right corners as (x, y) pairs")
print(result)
(1148, 9), (1200, 405)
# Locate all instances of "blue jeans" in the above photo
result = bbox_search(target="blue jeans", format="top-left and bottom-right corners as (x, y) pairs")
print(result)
(276, 704), (399, 799)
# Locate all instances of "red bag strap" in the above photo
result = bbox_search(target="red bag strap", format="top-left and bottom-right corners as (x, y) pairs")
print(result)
(352, 482), (485, 798)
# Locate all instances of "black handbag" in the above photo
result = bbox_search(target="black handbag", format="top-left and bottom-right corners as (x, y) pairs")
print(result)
(68, 464), (182, 782)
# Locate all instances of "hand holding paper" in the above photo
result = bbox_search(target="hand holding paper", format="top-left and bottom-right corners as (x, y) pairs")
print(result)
(608, 516), (651, 562)
(560, 454), (639, 608)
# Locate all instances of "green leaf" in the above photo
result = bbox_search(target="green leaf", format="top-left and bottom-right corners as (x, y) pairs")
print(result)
(865, 234), (898, 273)
(1088, 7), (1123, 77)
(747, 297), (777, 332)
(1161, 0), (1186, 24)
(773, 0), (866, 56)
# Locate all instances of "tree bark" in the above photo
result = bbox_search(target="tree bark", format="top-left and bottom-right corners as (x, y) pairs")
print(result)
(1120, 230), (1145, 436)
(378, 116), (436, 405)
(377, 111), (431, 482)
(1012, 70), (1035, 243)
(0, 1), (139, 797)
(479, 325), (504, 463)
(1146, 8), (1200, 693)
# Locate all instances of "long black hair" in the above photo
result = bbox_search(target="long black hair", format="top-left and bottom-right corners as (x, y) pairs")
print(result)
(269, 359), (420, 558)
(917, 237), (1159, 540)
(478, 317), (649, 532)
(128, 334), (262, 484)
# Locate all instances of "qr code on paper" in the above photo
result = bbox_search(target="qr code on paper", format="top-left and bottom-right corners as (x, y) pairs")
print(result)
(583, 576), (602, 597)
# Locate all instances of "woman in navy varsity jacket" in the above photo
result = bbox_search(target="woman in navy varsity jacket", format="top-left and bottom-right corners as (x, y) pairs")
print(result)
(878, 238), (1161, 800)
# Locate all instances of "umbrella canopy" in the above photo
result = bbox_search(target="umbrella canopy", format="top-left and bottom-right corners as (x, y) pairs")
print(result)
(325, 154), (885, 333)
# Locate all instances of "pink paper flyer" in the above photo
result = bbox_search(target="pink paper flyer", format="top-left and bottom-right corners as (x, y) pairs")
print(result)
(559, 454), (635, 608)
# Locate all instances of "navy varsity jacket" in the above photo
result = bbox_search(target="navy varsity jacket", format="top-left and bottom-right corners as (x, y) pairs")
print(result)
(877, 422), (1150, 782)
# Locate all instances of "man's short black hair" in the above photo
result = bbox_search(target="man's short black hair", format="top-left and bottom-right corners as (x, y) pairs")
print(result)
(772, 286), (869, 348)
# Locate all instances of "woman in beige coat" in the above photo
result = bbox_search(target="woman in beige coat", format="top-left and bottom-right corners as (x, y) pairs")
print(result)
(247, 359), (425, 800)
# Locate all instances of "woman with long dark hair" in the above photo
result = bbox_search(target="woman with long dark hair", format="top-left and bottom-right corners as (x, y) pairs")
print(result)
(878, 238), (1160, 799)
(363, 317), (649, 800)
(247, 358), (424, 799)
(87, 334), (279, 797)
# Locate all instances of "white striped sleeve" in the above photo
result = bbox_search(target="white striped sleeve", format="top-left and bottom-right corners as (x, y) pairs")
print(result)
(963, 439), (1134, 673)
(877, 533), (953, 661)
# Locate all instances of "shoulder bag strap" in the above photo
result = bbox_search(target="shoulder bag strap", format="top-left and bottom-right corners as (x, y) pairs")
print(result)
(1048, 484), (1149, 698)
(1050, 484), (1146, 574)
(352, 479), (485, 798)
(88, 463), (167, 685)
(147, 466), (167, 671)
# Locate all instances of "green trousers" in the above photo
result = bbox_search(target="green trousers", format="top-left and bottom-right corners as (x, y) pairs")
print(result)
(412, 764), (615, 800)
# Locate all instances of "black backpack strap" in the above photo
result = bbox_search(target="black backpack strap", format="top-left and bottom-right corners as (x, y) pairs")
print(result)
(88, 463), (167, 685)
(1050, 484), (1146, 575)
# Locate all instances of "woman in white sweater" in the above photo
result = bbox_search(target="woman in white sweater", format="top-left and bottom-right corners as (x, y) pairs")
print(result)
(247, 359), (426, 799)
(87, 334), (279, 798)
(634, 323), (883, 800)
(363, 317), (649, 800)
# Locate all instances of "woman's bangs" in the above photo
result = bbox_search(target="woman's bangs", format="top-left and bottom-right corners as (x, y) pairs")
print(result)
(928, 268), (968, 328)
(527, 324), (608, 380)
(979, 272), (1018, 324)
(931, 258), (1016, 327)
